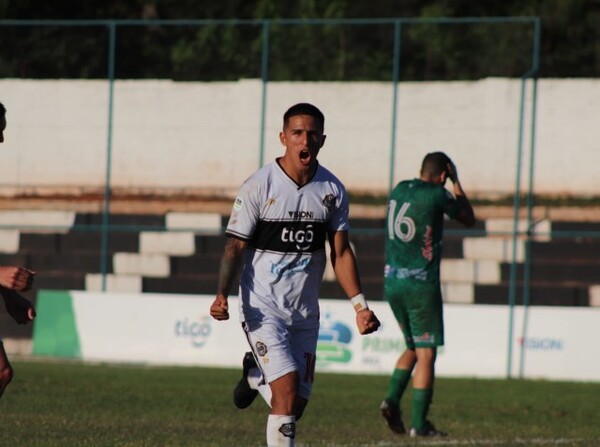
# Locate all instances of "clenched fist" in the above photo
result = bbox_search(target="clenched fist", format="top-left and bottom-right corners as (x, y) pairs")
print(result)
(356, 309), (380, 335)
(210, 295), (230, 321)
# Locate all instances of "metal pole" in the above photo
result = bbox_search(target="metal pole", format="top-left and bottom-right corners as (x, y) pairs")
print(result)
(506, 77), (527, 378)
(258, 21), (270, 169)
(100, 21), (116, 291)
(518, 18), (542, 378)
(388, 21), (402, 195)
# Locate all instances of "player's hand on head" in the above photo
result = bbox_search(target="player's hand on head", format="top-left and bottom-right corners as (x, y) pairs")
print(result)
(0, 266), (36, 291)
(446, 161), (458, 183)
(356, 309), (381, 335)
(210, 295), (229, 321)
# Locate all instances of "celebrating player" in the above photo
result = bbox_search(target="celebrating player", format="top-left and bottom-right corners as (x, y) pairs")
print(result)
(0, 102), (37, 400)
(380, 152), (475, 437)
(210, 102), (380, 447)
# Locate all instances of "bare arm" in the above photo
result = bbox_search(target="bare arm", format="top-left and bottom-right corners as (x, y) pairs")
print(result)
(210, 237), (247, 321)
(329, 230), (380, 335)
(329, 230), (362, 298)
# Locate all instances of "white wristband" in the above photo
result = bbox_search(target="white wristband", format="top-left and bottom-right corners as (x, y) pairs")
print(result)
(350, 293), (368, 313)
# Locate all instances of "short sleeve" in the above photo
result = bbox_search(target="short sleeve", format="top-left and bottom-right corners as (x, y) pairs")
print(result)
(327, 184), (350, 232)
(225, 178), (262, 240)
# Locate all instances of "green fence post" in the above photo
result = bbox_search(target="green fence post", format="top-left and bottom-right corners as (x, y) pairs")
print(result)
(388, 20), (402, 196)
(100, 20), (116, 292)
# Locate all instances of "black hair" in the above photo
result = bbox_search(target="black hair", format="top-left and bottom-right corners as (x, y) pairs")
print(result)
(421, 151), (451, 176)
(0, 102), (5, 120)
(283, 103), (325, 131)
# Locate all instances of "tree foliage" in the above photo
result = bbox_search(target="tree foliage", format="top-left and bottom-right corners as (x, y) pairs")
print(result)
(0, 0), (597, 80)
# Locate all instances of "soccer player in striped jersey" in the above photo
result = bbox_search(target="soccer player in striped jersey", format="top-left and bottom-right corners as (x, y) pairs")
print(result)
(210, 103), (380, 447)
(380, 152), (475, 437)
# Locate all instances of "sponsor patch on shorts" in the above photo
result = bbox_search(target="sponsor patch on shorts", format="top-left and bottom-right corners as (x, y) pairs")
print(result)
(414, 332), (435, 343)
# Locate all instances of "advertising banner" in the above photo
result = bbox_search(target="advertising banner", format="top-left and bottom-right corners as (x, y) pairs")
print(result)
(32, 291), (600, 381)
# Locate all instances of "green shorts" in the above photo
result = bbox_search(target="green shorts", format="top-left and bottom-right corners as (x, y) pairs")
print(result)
(384, 278), (444, 349)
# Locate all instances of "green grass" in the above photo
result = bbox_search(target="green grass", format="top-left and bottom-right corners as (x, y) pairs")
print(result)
(0, 360), (598, 446)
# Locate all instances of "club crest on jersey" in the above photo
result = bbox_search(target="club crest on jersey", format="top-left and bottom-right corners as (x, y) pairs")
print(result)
(255, 341), (268, 357)
(322, 194), (336, 211)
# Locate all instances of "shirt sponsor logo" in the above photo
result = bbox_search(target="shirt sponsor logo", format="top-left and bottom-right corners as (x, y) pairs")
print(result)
(281, 224), (314, 250)
(287, 210), (314, 219)
(422, 225), (433, 261)
(384, 264), (427, 281)
(250, 221), (326, 253)
(269, 258), (310, 277)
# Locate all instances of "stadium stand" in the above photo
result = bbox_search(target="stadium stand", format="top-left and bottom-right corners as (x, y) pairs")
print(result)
(1, 211), (598, 338)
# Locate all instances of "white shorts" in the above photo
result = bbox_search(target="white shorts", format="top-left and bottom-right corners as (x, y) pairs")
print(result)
(243, 319), (318, 400)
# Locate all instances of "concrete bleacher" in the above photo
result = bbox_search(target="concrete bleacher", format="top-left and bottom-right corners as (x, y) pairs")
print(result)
(1, 210), (598, 328)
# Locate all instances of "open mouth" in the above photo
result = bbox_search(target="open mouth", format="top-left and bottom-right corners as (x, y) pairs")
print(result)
(299, 150), (310, 161)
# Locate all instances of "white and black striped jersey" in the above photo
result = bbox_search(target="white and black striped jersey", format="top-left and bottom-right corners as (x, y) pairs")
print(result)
(226, 159), (350, 327)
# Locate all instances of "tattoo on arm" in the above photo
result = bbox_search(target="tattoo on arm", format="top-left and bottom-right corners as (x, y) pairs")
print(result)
(217, 239), (245, 296)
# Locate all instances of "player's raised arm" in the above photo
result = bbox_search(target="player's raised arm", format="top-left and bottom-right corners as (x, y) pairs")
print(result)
(210, 237), (247, 321)
(446, 160), (475, 227)
(328, 230), (380, 335)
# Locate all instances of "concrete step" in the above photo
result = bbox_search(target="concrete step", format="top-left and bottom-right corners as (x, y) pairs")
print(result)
(474, 283), (589, 306)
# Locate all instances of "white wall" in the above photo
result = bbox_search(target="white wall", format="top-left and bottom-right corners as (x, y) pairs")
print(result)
(1, 78), (598, 197)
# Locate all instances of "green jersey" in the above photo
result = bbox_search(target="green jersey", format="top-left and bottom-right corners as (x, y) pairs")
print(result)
(385, 179), (461, 284)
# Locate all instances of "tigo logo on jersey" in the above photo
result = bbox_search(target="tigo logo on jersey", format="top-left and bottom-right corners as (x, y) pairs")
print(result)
(281, 225), (314, 250)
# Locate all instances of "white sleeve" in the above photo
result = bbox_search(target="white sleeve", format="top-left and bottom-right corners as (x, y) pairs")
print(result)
(328, 183), (350, 232)
(225, 178), (262, 240)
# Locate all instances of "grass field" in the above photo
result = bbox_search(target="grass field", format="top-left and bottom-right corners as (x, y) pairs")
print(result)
(0, 359), (598, 447)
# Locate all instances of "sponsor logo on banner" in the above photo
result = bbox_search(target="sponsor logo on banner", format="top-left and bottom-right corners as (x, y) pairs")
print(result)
(518, 336), (564, 351)
(360, 321), (406, 367)
(317, 312), (353, 364)
(174, 316), (212, 348)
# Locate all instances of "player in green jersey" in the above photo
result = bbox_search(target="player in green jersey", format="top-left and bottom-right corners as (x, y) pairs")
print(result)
(380, 151), (475, 437)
